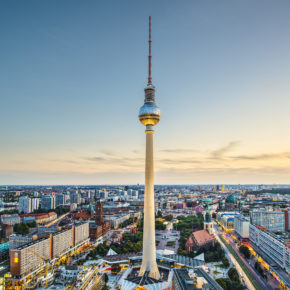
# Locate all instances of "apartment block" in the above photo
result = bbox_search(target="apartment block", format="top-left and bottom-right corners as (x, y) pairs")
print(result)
(250, 210), (285, 232)
(234, 215), (250, 239)
(249, 224), (290, 274)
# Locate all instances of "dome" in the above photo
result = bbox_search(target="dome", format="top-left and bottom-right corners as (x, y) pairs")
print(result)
(226, 195), (236, 203)
(139, 103), (161, 126)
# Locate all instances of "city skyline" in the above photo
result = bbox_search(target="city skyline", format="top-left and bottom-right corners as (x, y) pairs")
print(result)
(1, 1), (290, 184)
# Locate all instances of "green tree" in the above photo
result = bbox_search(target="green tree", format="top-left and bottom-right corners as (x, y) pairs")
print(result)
(216, 278), (228, 290)
(156, 210), (162, 218)
(13, 223), (29, 235)
(222, 257), (230, 268)
(155, 220), (166, 230)
(104, 273), (108, 283)
(164, 215), (173, 221)
(228, 268), (239, 282)
(239, 245), (251, 259)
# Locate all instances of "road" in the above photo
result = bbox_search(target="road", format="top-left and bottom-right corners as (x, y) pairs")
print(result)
(223, 231), (279, 290)
(228, 239), (270, 290)
(213, 225), (256, 290)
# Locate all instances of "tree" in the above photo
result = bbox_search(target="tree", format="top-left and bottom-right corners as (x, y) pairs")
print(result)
(239, 245), (251, 259)
(155, 220), (166, 230)
(216, 278), (228, 290)
(222, 257), (230, 268)
(27, 221), (36, 228)
(13, 223), (29, 235)
(228, 268), (239, 282)
(156, 210), (162, 218)
(103, 273), (108, 283)
(164, 215), (173, 221)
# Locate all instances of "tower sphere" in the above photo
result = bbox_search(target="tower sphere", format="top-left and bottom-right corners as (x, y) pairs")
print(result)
(139, 103), (161, 126)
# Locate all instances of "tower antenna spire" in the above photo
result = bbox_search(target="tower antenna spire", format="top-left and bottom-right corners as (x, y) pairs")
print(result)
(148, 16), (152, 85)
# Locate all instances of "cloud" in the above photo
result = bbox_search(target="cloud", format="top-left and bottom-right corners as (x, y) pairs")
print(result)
(210, 141), (241, 160)
(160, 149), (199, 153)
(231, 152), (290, 161)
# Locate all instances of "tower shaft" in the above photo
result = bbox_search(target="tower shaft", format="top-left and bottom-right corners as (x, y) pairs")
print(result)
(139, 126), (160, 279)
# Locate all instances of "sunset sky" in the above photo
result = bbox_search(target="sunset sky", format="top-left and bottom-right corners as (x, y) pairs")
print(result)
(1, 1), (290, 184)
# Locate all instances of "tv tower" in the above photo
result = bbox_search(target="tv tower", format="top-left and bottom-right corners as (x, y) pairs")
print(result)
(138, 16), (161, 280)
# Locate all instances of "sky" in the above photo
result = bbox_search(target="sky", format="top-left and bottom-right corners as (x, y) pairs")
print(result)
(1, 0), (290, 185)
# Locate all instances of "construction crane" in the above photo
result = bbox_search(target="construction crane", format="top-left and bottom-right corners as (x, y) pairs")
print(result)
(28, 250), (50, 289)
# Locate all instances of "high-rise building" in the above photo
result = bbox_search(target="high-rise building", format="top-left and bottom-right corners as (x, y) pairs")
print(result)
(250, 210), (285, 232)
(55, 193), (65, 207)
(138, 16), (161, 280)
(18, 196), (31, 214)
(70, 192), (81, 204)
(31, 198), (40, 212)
(41, 195), (55, 210)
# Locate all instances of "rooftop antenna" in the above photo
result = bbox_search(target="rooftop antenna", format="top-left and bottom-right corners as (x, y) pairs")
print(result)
(148, 16), (152, 85)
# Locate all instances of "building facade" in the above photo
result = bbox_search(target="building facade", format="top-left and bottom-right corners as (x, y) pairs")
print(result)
(10, 222), (90, 277)
(234, 215), (250, 239)
(250, 210), (285, 232)
(249, 224), (290, 274)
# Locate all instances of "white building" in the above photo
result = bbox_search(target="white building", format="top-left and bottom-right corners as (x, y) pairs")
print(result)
(31, 198), (40, 212)
(250, 224), (290, 274)
(18, 196), (31, 214)
(1, 214), (20, 226)
(234, 215), (249, 238)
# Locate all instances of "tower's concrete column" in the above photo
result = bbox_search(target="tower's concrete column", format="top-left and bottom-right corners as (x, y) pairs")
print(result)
(139, 126), (160, 279)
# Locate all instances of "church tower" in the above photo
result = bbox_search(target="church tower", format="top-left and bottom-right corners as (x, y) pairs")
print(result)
(204, 203), (213, 235)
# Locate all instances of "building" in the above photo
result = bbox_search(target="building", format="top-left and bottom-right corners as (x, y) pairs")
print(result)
(31, 198), (40, 212)
(224, 194), (237, 211)
(18, 196), (31, 214)
(1, 214), (20, 226)
(95, 200), (104, 225)
(9, 234), (32, 250)
(204, 204), (213, 235)
(185, 229), (216, 252)
(249, 224), (290, 274)
(217, 212), (240, 231)
(10, 222), (89, 277)
(55, 193), (65, 207)
(0, 242), (9, 260)
(250, 210), (285, 232)
(89, 201), (110, 240)
(20, 212), (57, 225)
(70, 192), (81, 204)
(108, 214), (130, 228)
(1, 224), (13, 239)
(172, 268), (223, 290)
(282, 209), (290, 231)
(234, 215), (250, 239)
(41, 195), (55, 210)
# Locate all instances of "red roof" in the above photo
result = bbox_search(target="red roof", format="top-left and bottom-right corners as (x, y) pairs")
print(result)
(256, 225), (267, 231)
(189, 229), (215, 246)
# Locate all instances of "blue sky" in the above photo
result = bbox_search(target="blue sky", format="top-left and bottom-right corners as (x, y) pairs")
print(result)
(1, 1), (290, 184)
